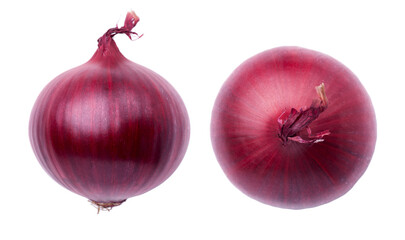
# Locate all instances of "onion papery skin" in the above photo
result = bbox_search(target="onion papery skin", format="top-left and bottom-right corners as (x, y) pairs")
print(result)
(211, 46), (376, 209)
(29, 13), (190, 208)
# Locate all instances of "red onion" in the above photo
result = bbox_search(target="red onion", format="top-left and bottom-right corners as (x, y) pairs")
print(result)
(29, 11), (190, 212)
(211, 47), (376, 209)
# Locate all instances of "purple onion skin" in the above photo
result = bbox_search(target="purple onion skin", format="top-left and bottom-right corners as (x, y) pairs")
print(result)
(29, 37), (190, 206)
(211, 47), (376, 209)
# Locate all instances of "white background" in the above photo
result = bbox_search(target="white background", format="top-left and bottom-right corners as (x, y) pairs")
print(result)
(1, 0), (404, 239)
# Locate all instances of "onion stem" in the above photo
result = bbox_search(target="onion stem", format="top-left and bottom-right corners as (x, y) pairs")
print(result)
(278, 83), (330, 144)
(97, 11), (143, 53)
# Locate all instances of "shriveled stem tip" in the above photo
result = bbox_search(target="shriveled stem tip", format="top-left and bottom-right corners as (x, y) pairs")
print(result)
(278, 83), (331, 144)
(315, 83), (328, 107)
(97, 11), (143, 51)
(89, 200), (126, 214)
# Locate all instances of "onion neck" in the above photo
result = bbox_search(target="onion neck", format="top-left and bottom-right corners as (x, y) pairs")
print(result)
(278, 83), (331, 145)
(89, 11), (142, 63)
